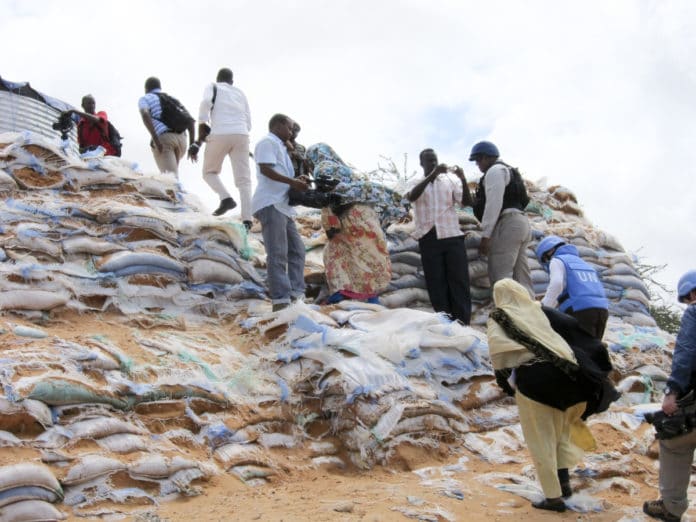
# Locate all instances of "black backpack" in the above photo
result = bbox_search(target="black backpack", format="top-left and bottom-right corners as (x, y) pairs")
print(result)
(154, 92), (194, 133)
(105, 121), (122, 156)
(473, 161), (530, 221)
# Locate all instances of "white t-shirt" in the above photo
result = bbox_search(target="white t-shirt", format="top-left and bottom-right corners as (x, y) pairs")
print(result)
(198, 82), (251, 135)
(251, 133), (295, 217)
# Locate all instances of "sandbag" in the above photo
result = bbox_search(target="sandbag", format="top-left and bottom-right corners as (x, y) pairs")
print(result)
(0, 464), (62, 505)
(0, 290), (69, 311)
(128, 455), (199, 480)
(188, 259), (244, 285)
(0, 499), (66, 522)
(61, 456), (126, 486)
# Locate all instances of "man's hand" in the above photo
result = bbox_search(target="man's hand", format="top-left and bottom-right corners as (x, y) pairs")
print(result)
(290, 178), (309, 191)
(452, 165), (466, 178)
(431, 163), (448, 177)
(479, 237), (490, 257)
(187, 142), (200, 162)
(662, 392), (678, 416)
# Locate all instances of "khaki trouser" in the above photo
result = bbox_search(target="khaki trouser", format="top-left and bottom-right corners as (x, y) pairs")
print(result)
(488, 212), (534, 296)
(659, 429), (696, 518)
(516, 391), (593, 498)
(203, 134), (252, 222)
(151, 131), (187, 175)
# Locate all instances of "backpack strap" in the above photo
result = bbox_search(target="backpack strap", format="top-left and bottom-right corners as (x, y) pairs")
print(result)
(211, 84), (217, 107)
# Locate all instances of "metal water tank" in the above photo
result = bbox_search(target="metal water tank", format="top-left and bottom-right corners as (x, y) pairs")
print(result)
(0, 90), (79, 154)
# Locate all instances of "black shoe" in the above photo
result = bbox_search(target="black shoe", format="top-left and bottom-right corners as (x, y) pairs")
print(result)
(643, 500), (681, 521)
(213, 197), (237, 216)
(532, 498), (566, 512)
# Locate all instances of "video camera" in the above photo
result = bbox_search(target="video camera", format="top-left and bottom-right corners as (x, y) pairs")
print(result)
(645, 390), (696, 440)
(52, 111), (74, 141)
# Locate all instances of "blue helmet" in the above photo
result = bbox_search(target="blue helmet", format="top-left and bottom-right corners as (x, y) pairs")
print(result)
(536, 235), (566, 267)
(677, 270), (696, 303)
(469, 141), (500, 161)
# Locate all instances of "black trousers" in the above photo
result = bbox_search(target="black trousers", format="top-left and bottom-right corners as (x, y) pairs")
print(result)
(418, 228), (472, 325)
(569, 307), (609, 340)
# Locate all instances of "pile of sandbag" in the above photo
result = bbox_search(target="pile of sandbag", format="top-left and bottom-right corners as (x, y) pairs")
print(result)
(0, 131), (265, 321)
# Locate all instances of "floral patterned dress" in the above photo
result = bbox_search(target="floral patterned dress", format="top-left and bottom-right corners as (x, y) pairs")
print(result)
(321, 204), (392, 299)
(306, 143), (406, 300)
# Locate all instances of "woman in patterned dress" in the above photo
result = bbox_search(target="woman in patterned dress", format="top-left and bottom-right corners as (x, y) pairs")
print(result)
(305, 143), (407, 303)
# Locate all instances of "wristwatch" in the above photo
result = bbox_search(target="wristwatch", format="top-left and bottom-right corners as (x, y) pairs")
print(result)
(664, 387), (675, 396)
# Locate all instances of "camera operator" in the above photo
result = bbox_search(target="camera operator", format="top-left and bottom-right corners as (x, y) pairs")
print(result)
(644, 269), (696, 522)
(66, 94), (119, 156)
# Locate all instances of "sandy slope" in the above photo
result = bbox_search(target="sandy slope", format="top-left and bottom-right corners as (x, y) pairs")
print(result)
(0, 310), (684, 522)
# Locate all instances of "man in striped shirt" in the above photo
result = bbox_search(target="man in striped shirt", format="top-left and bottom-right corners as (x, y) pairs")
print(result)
(138, 77), (195, 175)
(406, 148), (473, 324)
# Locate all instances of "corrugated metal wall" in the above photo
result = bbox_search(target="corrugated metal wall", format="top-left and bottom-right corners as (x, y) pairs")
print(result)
(0, 91), (79, 154)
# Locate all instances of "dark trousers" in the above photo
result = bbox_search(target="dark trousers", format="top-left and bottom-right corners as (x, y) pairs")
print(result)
(418, 228), (472, 325)
(570, 307), (609, 340)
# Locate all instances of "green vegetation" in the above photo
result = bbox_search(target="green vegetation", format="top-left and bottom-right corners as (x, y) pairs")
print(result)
(636, 258), (683, 335)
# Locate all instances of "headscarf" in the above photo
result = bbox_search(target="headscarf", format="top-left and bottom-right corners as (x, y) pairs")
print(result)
(487, 279), (577, 370)
(306, 143), (408, 227)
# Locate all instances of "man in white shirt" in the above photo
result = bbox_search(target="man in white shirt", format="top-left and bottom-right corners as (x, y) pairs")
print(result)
(190, 68), (252, 228)
(407, 148), (472, 324)
(469, 141), (533, 296)
(251, 114), (309, 311)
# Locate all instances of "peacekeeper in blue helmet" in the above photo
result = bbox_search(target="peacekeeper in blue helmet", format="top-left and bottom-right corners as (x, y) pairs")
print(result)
(643, 269), (696, 522)
(536, 235), (609, 340)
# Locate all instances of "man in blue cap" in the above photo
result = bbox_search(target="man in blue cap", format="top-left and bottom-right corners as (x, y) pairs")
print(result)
(536, 235), (609, 339)
(643, 269), (696, 522)
(469, 141), (533, 296)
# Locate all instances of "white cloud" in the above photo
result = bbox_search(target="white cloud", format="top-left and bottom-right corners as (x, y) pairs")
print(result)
(3, 0), (694, 295)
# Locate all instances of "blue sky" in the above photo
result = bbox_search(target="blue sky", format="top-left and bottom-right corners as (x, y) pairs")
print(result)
(2, 0), (695, 299)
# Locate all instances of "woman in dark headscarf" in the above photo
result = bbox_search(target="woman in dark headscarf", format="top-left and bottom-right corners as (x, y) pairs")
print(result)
(306, 143), (407, 303)
(487, 278), (618, 513)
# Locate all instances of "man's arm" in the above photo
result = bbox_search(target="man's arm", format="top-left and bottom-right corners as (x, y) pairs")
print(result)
(541, 258), (565, 307)
(258, 164), (309, 191)
(139, 109), (162, 152)
(407, 164), (447, 202)
(69, 109), (102, 126)
(451, 166), (473, 206)
(664, 306), (696, 415)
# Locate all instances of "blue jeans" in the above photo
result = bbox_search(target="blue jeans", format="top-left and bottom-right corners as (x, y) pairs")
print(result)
(254, 205), (306, 305)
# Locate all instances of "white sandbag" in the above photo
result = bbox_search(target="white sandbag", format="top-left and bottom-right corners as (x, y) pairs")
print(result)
(380, 288), (431, 308)
(62, 236), (124, 256)
(67, 417), (145, 441)
(96, 251), (186, 274)
(214, 443), (270, 469)
(96, 433), (150, 454)
(188, 259), (243, 285)
(0, 290), (69, 311)
(468, 260), (488, 280)
(61, 456), (126, 486)
(390, 262), (418, 276)
(0, 463), (62, 498)
(0, 499), (66, 522)
(128, 455), (199, 480)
